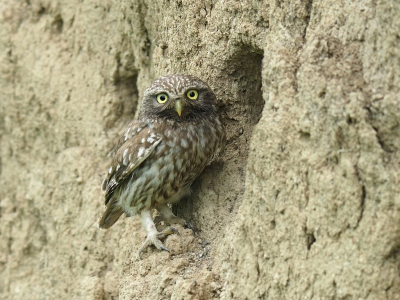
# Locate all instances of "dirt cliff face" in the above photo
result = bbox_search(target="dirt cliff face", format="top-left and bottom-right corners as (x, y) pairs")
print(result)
(1, 0), (399, 299)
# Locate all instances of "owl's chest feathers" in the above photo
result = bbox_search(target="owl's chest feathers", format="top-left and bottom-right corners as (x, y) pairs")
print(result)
(154, 119), (219, 184)
(119, 117), (223, 214)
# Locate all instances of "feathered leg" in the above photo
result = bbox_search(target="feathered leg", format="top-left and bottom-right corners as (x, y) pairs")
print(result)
(138, 210), (178, 258)
(155, 204), (188, 227)
(155, 204), (195, 232)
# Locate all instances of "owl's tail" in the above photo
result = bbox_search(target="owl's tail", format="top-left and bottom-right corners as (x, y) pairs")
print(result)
(98, 202), (123, 229)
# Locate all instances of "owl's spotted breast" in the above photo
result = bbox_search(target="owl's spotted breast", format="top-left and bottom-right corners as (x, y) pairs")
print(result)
(116, 115), (224, 216)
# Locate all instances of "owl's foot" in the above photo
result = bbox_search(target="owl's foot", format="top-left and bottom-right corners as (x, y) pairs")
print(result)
(138, 227), (179, 258)
(155, 204), (196, 232)
(139, 210), (179, 258)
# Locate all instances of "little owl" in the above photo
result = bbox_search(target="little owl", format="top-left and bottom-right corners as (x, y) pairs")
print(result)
(98, 74), (225, 256)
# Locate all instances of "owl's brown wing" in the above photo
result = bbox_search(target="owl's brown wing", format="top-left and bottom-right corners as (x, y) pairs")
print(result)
(102, 124), (162, 205)
(107, 120), (142, 158)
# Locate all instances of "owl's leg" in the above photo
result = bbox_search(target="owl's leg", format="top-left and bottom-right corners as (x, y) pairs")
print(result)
(138, 210), (178, 258)
(155, 204), (195, 232)
(155, 204), (187, 227)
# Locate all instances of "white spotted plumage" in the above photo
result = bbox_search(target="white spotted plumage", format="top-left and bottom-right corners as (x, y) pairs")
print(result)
(98, 75), (226, 255)
(138, 147), (145, 157)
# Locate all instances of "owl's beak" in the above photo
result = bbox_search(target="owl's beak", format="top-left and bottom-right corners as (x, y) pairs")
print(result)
(175, 100), (183, 116)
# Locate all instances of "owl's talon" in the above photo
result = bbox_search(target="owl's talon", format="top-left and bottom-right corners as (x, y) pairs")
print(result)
(138, 226), (179, 258)
(184, 221), (193, 229)
(160, 245), (169, 252)
(169, 227), (180, 236)
(156, 204), (193, 233)
(159, 226), (179, 237)
(183, 221), (198, 235)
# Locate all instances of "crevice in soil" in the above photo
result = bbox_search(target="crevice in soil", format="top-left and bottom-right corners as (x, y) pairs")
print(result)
(354, 165), (366, 229)
(306, 232), (316, 250)
(107, 54), (139, 129)
(303, 0), (314, 39)
(370, 124), (394, 153)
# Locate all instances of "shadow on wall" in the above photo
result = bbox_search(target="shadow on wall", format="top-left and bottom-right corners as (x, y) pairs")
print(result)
(225, 47), (265, 129)
(104, 53), (139, 130)
(113, 73), (138, 124)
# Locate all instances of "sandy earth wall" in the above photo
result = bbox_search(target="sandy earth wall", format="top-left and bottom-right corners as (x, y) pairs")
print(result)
(0, 0), (399, 299)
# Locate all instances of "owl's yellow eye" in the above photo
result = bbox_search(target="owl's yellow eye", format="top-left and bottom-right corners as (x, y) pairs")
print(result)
(157, 93), (168, 104)
(187, 90), (198, 100)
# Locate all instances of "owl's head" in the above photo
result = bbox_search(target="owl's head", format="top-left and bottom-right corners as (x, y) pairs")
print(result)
(139, 74), (218, 121)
